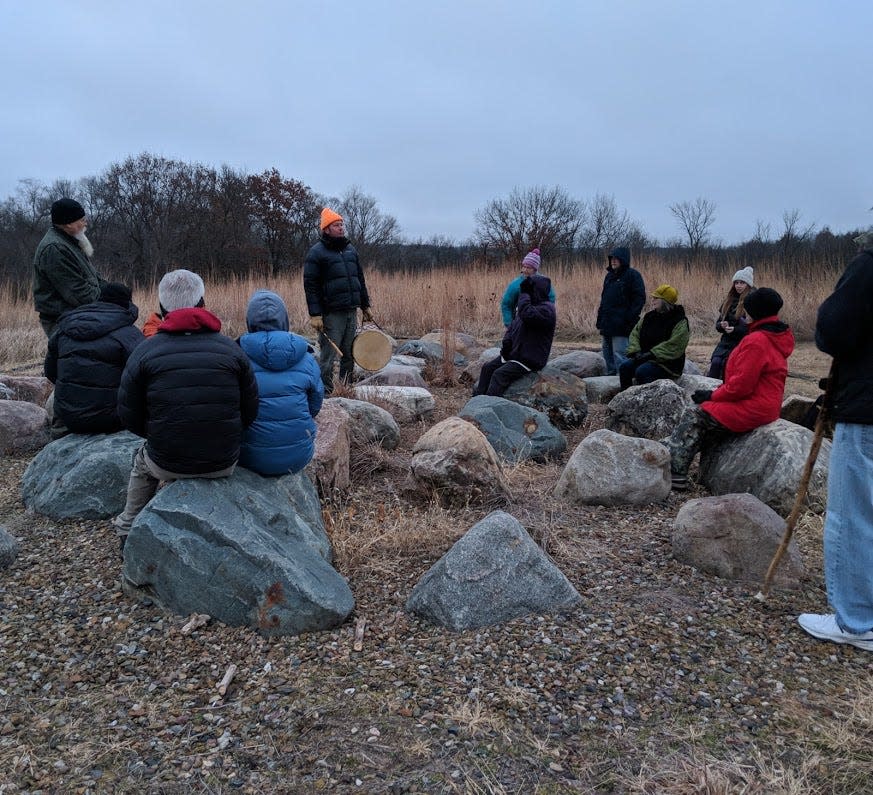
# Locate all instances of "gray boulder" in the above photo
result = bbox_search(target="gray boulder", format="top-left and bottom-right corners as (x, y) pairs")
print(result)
(683, 359), (703, 376)
(0, 375), (54, 407)
(406, 511), (581, 630)
(354, 385), (435, 423)
(0, 526), (19, 569)
(582, 375), (622, 404)
(419, 330), (480, 359)
(672, 493), (804, 589)
(395, 339), (466, 366)
(607, 380), (689, 440)
(781, 394), (817, 426)
(357, 364), (428, 388)
(548, 350), (607, 378)
(325, 397), (400, 450)
(459, 347), (500, 386)
(0, 401), (49, 456)
(21, 432), (142, 518)
(502, 367), (588, 429)
(555, 428), (671, 506)
(700, 419), (830, 515)
(677, 374), (722, 396)
(122, 468), (353, 636)
(458, 395), (566, 463)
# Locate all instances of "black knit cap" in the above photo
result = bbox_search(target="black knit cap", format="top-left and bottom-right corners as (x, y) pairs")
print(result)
(744, 287), (783, 320)
(99, 282), (132, 309)
(51, 198), (85, 225)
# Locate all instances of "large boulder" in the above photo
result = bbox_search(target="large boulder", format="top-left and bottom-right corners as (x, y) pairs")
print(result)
(548, 350), (607, 378)
(676, 374), (722, 395)
(357, 364), (428, 388)
(555, 428), (671, 506)
(501, 367), (588, 429)
(395, 339), (466, 367)
(459, 347), (500, 386)
(458, 395), (566, 463)
(308, 402), (351, 493)
(699, 419), (830, 515)
(672, 493), (804, 589)
(419, 331), (479, 359)
(781, 394), (817, 426)
(582, 376), (622, 405)
(411, 417), (510, 503)
(122, 468), (354, 636)
(324, 397), (400, 450)
(0, 526), (19, 569)
(0, 375), (54, 407)
(406, 511), (581, 630)
(0, 401), (49, 456)
(683, 360), (703, 376)
(21, 432), (142, 519)
(607, 380), (688, 440)
(354, 385), (435, 424)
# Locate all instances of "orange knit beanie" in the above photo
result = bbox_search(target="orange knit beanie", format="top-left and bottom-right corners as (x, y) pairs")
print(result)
(320, 208), (343, 231)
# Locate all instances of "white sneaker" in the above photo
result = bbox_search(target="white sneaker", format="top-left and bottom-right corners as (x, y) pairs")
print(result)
(797, 613), (873, 651)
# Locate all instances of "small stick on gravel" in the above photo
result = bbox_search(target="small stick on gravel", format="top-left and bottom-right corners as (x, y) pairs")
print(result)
(353, 617), (367, 651)
(180, 613), (211, 634)
(217, 664), (237, 696)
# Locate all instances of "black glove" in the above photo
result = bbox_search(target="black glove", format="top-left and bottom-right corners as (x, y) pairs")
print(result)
(636, 352), (655, 364)
(626, 351), (639, 359)
(692, 389), (713, 404)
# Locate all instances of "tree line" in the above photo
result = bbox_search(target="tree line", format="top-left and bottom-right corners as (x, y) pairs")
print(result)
(0, 153), (864, 295)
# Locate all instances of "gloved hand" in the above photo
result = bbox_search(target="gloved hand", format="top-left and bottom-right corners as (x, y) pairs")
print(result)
(361, 308), (373, 323)
(626, 351), (639, 359)
(692, 389), (713, 404)
(310, 315), (324, 333)
(636, 352), (655, 363)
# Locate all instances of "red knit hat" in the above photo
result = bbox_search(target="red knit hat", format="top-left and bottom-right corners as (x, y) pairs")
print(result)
(320, 208), (343, 231)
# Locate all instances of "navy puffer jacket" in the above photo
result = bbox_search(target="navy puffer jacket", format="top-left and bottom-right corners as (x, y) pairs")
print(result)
(45, 301), (144, 433)
(500, 275), (556, 370)
(595, 247), (646, 337)
(117, 308), (259, 474)
(303, 234), (370, 316)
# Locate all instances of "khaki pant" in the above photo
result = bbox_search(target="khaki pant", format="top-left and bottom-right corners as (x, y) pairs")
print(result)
(112, 445), (235, 535)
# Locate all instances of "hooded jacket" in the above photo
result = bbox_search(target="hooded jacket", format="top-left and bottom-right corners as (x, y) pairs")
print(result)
(303, 234), (370, 317)
(33, 226), (106, 323)
(500, 275), (556, 326)
(238, 291), (324, 475)
(117, 307), (259, 474)
(701, 316), (795, 432)
(500, 275), (556, 370)
(595, 247), (646, 337)
(815, 249), (873, 424)
(44, 300), (144, 433)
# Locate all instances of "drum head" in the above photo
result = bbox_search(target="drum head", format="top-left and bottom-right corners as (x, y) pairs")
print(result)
(352, 329), (393, 371)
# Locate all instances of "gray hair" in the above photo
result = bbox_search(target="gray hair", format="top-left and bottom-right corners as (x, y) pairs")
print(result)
(158, 269), (205, 313)
(853, 228), (873, 250)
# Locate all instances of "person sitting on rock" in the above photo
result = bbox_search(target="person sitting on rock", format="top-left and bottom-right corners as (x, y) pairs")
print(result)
(474, 274), (556, 397)
(619, 284), (690, 390)
(112, 269), (259, 554)
(44, 282), (144, 436)
(500, 247), (556, 327)
(664, 287), (794, 491)
(238, 290), (324, 476)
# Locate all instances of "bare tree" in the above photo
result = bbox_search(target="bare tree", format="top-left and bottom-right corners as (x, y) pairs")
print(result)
(578, 193), (634, 251)
(474, 185), (584, 259)
(336, 185), (400, 261)
(669, 197), (717, 254)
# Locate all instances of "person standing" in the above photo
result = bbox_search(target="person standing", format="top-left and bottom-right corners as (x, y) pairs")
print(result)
(33, 198), (105, 337)
(618, 284), (690, 390)
(798, 229), (873, 651)
(595, 246), (645, 375)
(500, 248), (556, 327)
(303, 208), (373, 394)
(707, 266), (753, 379)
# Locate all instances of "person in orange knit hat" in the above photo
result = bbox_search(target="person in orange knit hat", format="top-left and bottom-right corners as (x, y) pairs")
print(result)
(303, 208), (373, 393)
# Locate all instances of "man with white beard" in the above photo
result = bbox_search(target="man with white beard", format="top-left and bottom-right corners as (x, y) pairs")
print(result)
(33, 198), (105, 337)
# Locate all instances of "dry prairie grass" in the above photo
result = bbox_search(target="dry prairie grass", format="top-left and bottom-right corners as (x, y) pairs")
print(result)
(0, 257), (840, 369)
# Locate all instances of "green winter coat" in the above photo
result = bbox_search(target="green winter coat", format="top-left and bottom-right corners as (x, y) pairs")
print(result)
(626, 304), (691, 377)
(32, 227), (104, 324)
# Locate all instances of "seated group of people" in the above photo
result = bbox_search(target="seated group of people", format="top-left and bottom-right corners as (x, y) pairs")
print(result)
(44, 269), (323, 553)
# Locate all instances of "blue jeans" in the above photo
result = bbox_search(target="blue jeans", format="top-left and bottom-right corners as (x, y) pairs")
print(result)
(824, 423), (873, 634)
(601, 335), (629, 376)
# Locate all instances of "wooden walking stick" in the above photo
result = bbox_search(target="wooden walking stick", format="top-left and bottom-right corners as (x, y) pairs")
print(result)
(759, 364), (835, 596)
(319, 331), (345, 359)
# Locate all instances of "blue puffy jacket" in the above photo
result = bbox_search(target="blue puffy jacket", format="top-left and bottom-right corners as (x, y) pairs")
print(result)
(239, 330), (324, 475)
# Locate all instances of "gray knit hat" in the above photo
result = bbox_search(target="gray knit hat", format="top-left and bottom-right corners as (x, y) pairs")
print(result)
(853, 228), (873, 249)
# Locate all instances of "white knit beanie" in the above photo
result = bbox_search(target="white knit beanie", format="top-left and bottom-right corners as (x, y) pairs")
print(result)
(731, 266), (754, 287)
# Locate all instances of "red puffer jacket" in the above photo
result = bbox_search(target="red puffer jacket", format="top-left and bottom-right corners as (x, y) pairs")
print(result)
(702, 316), (795, 433)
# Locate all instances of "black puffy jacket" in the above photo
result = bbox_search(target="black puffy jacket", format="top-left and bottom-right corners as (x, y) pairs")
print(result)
(816, 249), (873, 424)
(303, 234), (371, 316)
(595, 247), (646, 337)
(116, 307), (259, 474)
(500, 276), (556, 370)
(45, 301), (144, 433)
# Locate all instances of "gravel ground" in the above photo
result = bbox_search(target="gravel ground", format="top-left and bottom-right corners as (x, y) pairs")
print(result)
(1, 347), (869, 793)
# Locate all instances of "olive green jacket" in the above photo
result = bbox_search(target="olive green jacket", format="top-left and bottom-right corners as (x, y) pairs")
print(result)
(32, 227), (105, 323)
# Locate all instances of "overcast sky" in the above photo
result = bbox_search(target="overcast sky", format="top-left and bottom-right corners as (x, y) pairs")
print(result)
(3, 1), (871, 244)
